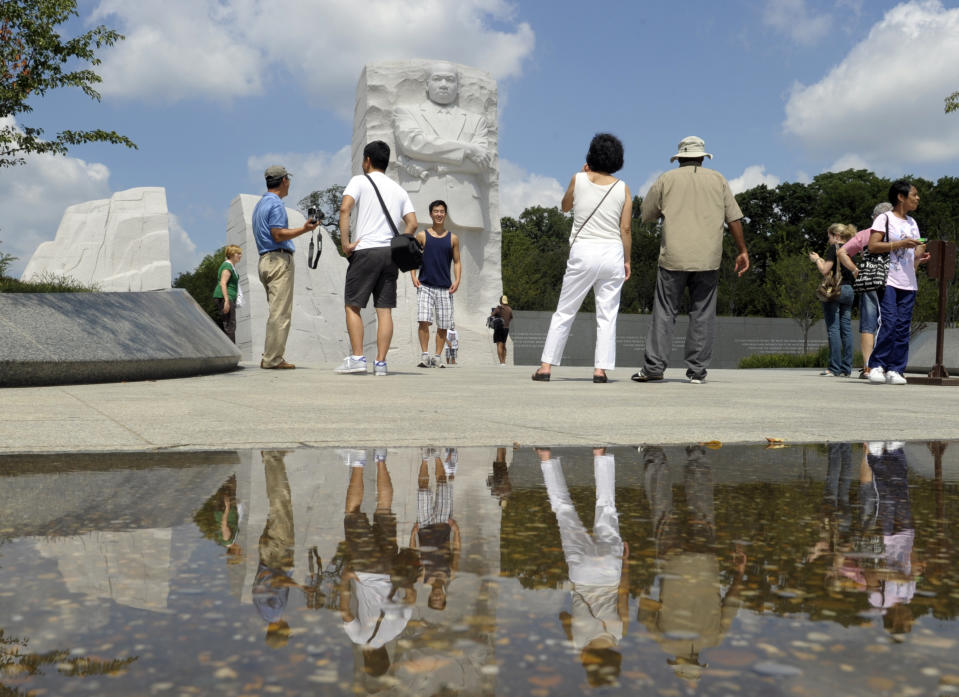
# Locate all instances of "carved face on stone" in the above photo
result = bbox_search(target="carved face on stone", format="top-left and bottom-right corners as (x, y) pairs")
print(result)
(427, 64), (458, 106)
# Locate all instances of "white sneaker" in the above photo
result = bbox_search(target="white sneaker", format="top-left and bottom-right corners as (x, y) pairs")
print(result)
(886, 370), (907, 385)
(417, 352), (431, 368)
(336, 356), (367, 374)
(868, 367), (886, 384)
(338, 448), (367, 467)
(431, 354), (445, 368)
(374, 360), (388, 376)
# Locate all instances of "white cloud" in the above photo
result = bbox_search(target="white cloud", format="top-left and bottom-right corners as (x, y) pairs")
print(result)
(91, 0), (535, 112)
(784, 1), (959, 169)
(728, 165), (781, 194)
(169, 214), (204, 276)
(762, 0), (832, 44)
(0, 118), (112, 277)
(247, 146), (353, 205)
(828, 153), (872, 172)
(637, 170), (665, 197)
(497, 159), (564, 217)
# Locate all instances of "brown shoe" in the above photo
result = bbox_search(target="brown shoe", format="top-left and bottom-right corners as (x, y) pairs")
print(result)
(261, 359), (296, 369)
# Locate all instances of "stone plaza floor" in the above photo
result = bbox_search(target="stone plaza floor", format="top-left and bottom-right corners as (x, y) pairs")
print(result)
(1, 364), (958, 453)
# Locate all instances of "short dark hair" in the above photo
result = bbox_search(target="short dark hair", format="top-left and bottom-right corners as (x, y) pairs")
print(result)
(362, 646), (390, 676)
(888, 179), (914, 207)
(364, 141), (391, 171)
(581, 647), (622, 686)
(266, 176), (286, 189)
(429, 200), (447, 214)
(585, 133), (624, 174)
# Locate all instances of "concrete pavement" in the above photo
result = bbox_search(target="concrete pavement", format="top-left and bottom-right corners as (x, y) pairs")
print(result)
(1, 363), (957, 453)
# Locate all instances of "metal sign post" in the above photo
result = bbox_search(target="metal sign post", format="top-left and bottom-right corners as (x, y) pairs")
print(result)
(907, 239), (959, 385)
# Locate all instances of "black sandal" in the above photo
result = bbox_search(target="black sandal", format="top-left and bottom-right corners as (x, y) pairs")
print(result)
(593, 373), (608, 383)
(531, 371), (550, 382)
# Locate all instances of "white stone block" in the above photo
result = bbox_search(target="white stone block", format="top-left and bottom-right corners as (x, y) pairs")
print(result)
(354, 60), (503, 322)
(21, 187), (171, 291)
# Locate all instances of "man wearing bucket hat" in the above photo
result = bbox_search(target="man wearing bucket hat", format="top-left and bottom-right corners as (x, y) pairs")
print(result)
(633, 137), (749, 384)
(252, 165), (319, 369)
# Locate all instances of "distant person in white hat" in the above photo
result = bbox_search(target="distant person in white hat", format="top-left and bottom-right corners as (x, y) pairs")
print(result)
(633, 137), (749, 385)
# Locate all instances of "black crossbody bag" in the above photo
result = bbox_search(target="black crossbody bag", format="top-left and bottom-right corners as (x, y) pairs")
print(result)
(364, 174), (423, 272)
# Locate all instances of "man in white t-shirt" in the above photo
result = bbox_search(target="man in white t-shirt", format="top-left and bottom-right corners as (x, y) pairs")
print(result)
(336, 141), (417, 376)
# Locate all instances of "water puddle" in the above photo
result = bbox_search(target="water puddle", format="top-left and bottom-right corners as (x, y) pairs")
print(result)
(1, 442), (958, 696)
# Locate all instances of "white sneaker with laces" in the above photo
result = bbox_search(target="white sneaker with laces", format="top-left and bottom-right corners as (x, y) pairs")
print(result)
(338, 449), (367, 467)
(868, 367), (886, 384)
(335, 356), (367, 374)
(374, 360), (388, 376)
(886, 370), (907, 385)
(417, 352), (431, 368)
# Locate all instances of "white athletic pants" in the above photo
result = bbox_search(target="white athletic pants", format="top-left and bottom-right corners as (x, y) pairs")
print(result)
(540, 240), (626, 370)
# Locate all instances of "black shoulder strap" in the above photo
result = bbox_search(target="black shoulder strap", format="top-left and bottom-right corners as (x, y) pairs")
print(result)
(571, 179), (621, 245)
(307, 230), (321, 269)
(365, 173), (401, 237)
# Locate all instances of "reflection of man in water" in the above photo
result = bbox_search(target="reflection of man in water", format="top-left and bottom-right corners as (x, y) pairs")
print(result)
(252, 451), (297, 648)
(538, 447), (629, 687)
(394, 62), (493, 231)
(638, 446), (745, 687)
(339, 449), (419, 678)
(410, 448), (460, 611)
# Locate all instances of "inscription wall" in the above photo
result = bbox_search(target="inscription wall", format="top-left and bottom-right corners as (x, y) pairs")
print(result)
(511, 312), (842, 368)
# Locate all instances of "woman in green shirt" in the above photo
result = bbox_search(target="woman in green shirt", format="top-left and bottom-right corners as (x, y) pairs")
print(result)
(212, 245), (243, 342)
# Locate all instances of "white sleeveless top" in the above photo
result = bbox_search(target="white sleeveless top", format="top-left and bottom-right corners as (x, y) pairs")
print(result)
(570, 172), (626, 245)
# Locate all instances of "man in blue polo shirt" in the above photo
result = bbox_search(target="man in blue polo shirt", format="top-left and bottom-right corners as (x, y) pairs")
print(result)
(252, 165), (318, 369)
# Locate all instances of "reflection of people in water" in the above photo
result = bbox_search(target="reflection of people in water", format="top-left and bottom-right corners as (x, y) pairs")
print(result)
(193, 474), (244, 562)
(252, 451), (297, 648)
(537, 447), (629, 687)
(807, 443), (857, 572)
(410, 448), (460, 611)
(339, 449), (419, 678)
(638, 445), (745, 686)
(861, 441), (924, 637)
(487, 447), (513, 506)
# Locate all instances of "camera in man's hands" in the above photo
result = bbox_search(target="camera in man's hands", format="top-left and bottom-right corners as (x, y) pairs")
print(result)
(307, 206), (322, 224)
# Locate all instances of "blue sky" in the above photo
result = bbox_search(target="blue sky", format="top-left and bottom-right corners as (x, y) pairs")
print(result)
(4, 0), (959, 277)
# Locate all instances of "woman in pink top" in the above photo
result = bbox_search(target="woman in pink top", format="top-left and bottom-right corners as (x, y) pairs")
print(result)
(866, 181), (930, 385)
(838, 202), (892, 378)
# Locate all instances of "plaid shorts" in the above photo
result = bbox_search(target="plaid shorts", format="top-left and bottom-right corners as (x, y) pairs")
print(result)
(417, 284), (454, 329)
(417, 483), (453, 526)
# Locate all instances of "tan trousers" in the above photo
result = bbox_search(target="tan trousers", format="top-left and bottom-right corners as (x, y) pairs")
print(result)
(258, 251), (294, 366)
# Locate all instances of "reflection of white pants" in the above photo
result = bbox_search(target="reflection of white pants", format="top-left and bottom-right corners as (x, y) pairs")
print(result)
(541, 455), (622, 586)
(540, 241), (625, 369)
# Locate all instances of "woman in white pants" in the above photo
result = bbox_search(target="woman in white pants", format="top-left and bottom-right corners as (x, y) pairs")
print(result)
(532, 133), (632, 383)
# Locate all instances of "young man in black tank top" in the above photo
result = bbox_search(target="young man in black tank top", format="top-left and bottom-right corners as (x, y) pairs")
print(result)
(410, 200), (462, 368)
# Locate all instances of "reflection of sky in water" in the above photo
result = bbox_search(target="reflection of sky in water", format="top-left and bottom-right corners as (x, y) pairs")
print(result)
(1, 443), (958, 696)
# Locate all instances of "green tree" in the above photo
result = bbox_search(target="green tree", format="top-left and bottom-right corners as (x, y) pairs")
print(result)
(0, 239), (16, 277)
(173, 248), (226, 320)
(501, 206), (571, 310)
(1, 0), (136, 167)
(767, 253), (822, 353)
(946, 91), (959, 114)
(297, 184), (344, 255)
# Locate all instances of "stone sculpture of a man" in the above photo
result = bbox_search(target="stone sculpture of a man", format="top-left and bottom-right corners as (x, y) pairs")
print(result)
(393, 62), (493, 231)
